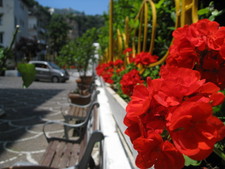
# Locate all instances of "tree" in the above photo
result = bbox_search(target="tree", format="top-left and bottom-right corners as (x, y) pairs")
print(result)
(57, 28), (98, 77)
(74, 14), (105, 36)
(73, 28), (98, 77)
(47, 14), (71, 58)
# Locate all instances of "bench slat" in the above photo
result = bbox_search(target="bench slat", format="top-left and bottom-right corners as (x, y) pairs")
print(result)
(68, 144), (81, 166)
(40, 140), (59, 166)
(59, 143), (80, 168)
(67, 106), (87, 119)
(50, 141), (67, 167)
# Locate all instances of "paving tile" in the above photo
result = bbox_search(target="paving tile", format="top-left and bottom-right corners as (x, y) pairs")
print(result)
(0, 75), (79, 168)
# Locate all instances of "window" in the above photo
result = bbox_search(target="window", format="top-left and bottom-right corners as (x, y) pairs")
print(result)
(0, 32), (3, 44)
(0, 14), (3, 25)
(35, 63), (48, 69)
(0, 0), (3, 7)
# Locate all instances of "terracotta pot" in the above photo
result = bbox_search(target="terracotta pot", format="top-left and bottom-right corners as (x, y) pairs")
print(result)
(68, 92), (91, 105)
(76, 76), (95, 91)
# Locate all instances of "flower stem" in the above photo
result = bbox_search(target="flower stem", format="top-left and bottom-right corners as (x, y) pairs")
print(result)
(213, 147), (225, 161)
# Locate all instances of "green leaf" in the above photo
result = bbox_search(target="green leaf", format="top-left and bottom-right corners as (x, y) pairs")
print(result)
(198, 8), (210, 15)
(184, 155), (201, 166)
(212, 10), (219, 16)
(129, 19), (139, 29)
(17, 63), (36, 88)
(209, 15), (215, 21)
(143, 69), (151, 78)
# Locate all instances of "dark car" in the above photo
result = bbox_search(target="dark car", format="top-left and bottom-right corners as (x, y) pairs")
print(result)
(29, 61), (69, 83)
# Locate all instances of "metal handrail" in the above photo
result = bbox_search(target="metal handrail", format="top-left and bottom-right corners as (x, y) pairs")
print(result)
(106, 0), (199, 68)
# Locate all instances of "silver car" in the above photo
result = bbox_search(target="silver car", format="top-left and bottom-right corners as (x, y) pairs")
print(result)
(29, 61), (69, 83)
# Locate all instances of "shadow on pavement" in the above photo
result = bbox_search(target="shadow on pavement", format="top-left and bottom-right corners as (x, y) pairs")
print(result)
(0, 88), (63, 156)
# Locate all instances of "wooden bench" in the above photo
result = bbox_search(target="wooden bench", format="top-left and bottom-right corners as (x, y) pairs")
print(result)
(62, 89), (100, 123)
(39, 102), (103, 169)
(3, 131), (104, 169)
(62, 90), (100, 140)
(3, 102), (103, 169)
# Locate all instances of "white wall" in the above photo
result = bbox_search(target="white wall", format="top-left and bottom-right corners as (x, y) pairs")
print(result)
(0, 0), (29, 47)
(0, 0), (14, 47)
(14, 0), (29, 41)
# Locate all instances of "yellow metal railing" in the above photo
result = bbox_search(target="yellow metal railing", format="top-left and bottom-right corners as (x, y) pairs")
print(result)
(149, 0), (199, 67)
(134, 0), (157, 54)
(109, 0), (114, 62)
(107, 0), (198, 66)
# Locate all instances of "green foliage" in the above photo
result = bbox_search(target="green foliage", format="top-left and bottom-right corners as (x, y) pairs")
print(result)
(97, 0), (142, 59)
(0, 26), (18, 74)
(73, 28), (98, 76)
(184, 155), (202, 167)
(97, 26), (109, 56)
(56, 41), (77, 68)
(97, 0), (175, 58)
(74, 14), (105, 37)
(57, 28), (98, 76)
(112, 63), (136, 101)
(153, 0), (175, 57)
(17, 63), (36, 88)
(113, 0), (141, 31)
(129, 19), (139, 29)
(47, 14), (71, 56)
(0, 48), (6, 74)
(198, 1), (224, 21)
(142, 65), (160, 80)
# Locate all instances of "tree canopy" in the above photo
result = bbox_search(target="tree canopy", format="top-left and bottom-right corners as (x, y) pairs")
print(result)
(47, 14), (71, 56)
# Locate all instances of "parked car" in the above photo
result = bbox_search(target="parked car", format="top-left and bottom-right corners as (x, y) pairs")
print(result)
(29, 61), (69, 83)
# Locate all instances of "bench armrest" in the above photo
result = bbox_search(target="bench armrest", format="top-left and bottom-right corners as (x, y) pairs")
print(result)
(75, 130), (104, 169)
(42, 120), (86, 143)
(43, 102), (100, 143)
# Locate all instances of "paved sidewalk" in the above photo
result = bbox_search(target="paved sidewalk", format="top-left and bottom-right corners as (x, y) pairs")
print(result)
(0, 71), (79, 168)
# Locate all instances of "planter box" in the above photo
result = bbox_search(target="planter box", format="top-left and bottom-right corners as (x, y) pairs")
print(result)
(101, 80), (224, 169)
(102, 81), (137, 161)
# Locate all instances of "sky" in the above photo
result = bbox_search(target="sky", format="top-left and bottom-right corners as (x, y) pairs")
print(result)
(35, 0), (109, 15)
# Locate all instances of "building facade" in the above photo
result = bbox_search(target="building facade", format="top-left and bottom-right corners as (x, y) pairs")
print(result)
(0, 0), (29, 48)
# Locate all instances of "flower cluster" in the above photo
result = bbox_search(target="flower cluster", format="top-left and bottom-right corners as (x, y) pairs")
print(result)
(96, 59), (124, 84)
(119, 50), (159, 97)
(120, 69), (144, 96)
(124, 65), (225, 169)
(97, 19), (225, 169)
(167, 19), (225, 89)
(133, 52), (159, 66)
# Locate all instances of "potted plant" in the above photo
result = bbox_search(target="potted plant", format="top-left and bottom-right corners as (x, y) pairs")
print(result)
(67, 88), (91, 105)
(57, 28), (98, 103)
(72, 28), (98, 91)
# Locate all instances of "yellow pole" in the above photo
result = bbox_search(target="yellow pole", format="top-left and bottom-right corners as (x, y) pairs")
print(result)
(109, 0), (113, 62)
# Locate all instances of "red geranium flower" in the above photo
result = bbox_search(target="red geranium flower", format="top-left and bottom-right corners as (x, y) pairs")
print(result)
(167, 101), (225, 161)
(134, 52), (159, 66)
(134, 133), (184, 169)
(167, 19), (225, 89)
(124, 66), (225, 169)
(120, 69), (144, 96)
(113, 59), (124, 66)
(123, 48), (132, 55)
(96, 59), (125, 84)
